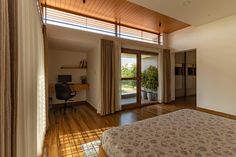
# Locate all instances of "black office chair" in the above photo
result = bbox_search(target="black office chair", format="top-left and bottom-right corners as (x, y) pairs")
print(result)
(55, 83), (76, 113)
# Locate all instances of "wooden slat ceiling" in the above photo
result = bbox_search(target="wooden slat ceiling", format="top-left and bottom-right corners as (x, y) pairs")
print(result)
(40, 0), (190, 34)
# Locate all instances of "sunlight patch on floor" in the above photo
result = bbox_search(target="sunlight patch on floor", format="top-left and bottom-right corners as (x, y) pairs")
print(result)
(58, 127), (110, 157)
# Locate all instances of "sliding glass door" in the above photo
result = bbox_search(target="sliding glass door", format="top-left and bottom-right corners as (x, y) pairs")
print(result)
(121, 49), (159, 109)
(121, 53), (139, 106)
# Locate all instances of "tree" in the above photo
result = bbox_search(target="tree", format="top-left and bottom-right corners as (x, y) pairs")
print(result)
(142, 66), (158, 92)
(121, 64), (136, 87)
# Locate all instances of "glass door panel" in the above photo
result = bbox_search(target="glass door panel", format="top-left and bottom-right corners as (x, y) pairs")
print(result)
(121, 53), (137, 78)
(120, 50), (159, 108)
(121, 53), (138, 106)
(141, 54), (158, 105)
(121, 80), (137, 105)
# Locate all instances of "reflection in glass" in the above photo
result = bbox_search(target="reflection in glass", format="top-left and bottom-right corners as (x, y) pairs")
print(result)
(121, 80), (137, 105)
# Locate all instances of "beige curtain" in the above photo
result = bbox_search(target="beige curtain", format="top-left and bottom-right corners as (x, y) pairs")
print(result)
(17, 0), (46, 156)
(114, 40), (122, 112)
(163, 49), (172, 103)
(0, 0), (17, 156)
(100, 39), (119, 115)
(43, 25), (49, 128)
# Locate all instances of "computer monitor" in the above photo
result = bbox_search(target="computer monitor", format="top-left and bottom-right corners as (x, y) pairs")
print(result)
(58, 75), (72, 83)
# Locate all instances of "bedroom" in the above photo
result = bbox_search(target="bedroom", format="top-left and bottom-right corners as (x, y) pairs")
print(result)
(1, 0), (236, 157)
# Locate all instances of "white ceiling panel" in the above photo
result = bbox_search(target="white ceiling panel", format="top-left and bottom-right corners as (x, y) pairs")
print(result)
(129, 0), (236, 26)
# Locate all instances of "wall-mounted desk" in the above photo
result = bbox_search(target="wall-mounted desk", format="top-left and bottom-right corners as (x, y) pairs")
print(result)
(49, 83), (89, 96)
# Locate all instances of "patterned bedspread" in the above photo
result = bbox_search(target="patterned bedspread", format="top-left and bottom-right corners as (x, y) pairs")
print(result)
(101, 109), (236, 157)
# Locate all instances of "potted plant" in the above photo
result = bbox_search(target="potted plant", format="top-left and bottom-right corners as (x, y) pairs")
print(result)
(145, 66), (158, 101)
(141, 70), (148, 99)
(80, 75), (87, 84)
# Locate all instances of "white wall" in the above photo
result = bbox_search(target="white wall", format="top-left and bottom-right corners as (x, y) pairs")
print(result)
(168, 14), (236, 115)
(48, 49), (87, 104)
(87, 44), (101, 110)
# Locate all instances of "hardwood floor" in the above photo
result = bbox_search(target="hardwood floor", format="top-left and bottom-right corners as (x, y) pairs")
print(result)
(43, 96), (196, 157)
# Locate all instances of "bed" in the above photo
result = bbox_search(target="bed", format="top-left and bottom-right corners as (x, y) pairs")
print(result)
(100, 109), (236, 157)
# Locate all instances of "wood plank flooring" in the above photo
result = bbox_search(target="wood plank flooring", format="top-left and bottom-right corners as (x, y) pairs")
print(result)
(43, 96), (196, 157)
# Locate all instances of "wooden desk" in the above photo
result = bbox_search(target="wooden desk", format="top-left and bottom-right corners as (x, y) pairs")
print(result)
(49, 83), (89, 96)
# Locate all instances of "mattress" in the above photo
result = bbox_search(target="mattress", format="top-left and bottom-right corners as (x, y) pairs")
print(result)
(101, 109), (236, 157)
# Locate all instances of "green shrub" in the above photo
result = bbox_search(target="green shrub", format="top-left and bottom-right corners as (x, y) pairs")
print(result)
(141, 70), (148, 90)
(143, 66), (158, 92)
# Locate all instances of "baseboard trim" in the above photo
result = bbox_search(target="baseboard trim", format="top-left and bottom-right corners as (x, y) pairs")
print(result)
(197, 107), (236, 120)
(50, 101), (99, 115)
(86, 102), (97, 112)
(50, 101), (87, 107)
